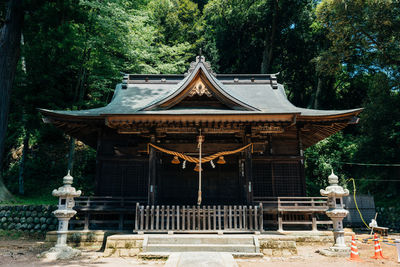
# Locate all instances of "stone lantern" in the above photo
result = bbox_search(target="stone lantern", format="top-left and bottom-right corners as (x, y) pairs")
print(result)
(319, 170), (350, 257)
(41, 171), (82, 260)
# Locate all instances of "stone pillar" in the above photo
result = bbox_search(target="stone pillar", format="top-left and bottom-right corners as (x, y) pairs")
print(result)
(319, 170), (350, 257)
(41, 172), (82, 260)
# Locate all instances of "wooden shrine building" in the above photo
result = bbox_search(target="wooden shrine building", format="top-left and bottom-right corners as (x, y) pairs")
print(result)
(39, 56), (362, 231)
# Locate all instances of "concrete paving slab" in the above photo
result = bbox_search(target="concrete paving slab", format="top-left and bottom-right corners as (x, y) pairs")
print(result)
(164, 252), (238, 267)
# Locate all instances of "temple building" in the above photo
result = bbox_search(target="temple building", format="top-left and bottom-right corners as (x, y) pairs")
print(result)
(39, 56), (362, 231)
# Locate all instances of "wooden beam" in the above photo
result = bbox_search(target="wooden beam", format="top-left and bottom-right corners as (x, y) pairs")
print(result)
(244, 135), (253, 204)
(148, 135), (156, 205)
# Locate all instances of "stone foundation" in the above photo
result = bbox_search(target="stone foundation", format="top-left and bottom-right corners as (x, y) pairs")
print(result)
(45, 230), (124, 249)
(103, 235), (144, 257)
(45, 229), (354, 258)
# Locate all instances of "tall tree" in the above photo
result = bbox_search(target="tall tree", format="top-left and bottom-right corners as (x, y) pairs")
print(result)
(0, 0), (24, 200)
(316, 0), (400, 80)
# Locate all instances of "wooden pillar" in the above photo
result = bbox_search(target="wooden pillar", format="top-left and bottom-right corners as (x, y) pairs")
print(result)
(118, 214), (124, 230)
(278, 212), (283, 231)
(312, 213), (317, 231)
(135, 203), (139, 231)
(297, 127), (306, 196)
(267, 134), (276, 197)
(148, 135), (156, 205)
(245, 135), (253, 205)
(95, 128), (103, 195)
(84, 212), (89, 231)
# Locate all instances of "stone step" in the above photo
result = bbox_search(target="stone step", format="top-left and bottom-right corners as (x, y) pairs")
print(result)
(147, 235), (254, 245)
(145, 244), (257, 253)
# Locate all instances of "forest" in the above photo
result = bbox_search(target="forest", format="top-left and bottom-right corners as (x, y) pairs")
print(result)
(0, 0), (399, 226)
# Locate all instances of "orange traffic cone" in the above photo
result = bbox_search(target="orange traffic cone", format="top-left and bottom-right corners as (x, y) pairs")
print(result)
(371, 233), (388, 259)
(347, 235), (363, 262)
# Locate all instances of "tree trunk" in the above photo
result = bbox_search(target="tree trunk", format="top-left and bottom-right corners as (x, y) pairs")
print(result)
(0, 0), (24, 201)
(314, 76), (323, 109)
(261, 0), (278, 74)
(67, 48), (91, 174)
(18, 131), (29, 195)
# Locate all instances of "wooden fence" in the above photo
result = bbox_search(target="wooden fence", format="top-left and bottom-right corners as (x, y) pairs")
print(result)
(134, 204), (263, 232)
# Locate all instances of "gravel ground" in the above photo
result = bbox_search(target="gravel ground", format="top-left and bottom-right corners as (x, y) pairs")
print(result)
(0, 234), (398, 267)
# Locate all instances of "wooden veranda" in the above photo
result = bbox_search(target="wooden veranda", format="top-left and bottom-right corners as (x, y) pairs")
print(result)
(69, 196), (332, 232)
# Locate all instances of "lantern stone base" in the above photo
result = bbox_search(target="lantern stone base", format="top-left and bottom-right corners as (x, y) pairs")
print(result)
(40, 245), (82, 260)
(319, 246), (350, 257)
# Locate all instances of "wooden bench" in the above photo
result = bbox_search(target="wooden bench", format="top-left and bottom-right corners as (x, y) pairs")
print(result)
(372, 226), (389, 236)
(255, 197), (332, 231)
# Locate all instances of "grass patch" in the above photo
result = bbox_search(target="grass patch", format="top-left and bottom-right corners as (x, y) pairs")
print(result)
(0, 195), (57, 205)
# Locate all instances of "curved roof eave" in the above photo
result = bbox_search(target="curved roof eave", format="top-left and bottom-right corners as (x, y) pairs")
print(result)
(297, 108), (363, 121)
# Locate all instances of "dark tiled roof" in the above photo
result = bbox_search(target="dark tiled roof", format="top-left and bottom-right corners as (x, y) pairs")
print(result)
(39, 60), (362, 119)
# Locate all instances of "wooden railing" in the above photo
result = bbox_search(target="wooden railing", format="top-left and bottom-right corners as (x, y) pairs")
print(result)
(69, 197), (332, 231)
(134, 204), (263, 232)
(75, 196), (147, 211)
(71, 196), (147, 230)
(254, 197), (332, 231)
(255, 196), (329, 211)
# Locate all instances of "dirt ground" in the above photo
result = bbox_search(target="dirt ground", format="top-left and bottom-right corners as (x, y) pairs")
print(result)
(0, 234), (398, 267)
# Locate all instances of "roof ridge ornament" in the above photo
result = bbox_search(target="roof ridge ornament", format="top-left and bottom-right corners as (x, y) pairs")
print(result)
(270, 73), (279, 90)
(185, 52), (216, 76)
(188, 80), (212, 98)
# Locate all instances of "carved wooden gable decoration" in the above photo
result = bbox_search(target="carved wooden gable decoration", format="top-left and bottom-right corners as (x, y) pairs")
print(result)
(143, 56), (258, 111)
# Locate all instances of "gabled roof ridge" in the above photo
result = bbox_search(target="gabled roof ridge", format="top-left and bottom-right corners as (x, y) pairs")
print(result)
(141, 62), (260, 111)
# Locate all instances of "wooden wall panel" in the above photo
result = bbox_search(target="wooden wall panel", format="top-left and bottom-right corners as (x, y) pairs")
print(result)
(252, 160), (304, 197)
(274, 162), (303, 196)
(270, 138), (299, 155)
(97, 160), (148, 197)
(253, 161), (273, 197)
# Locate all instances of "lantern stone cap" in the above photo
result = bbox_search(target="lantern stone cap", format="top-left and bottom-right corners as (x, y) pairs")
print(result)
(328, 170), (339, 185)
(63, 171), (74, 185)
(52, 171), (82, 198)
(320, 170), (349, 197)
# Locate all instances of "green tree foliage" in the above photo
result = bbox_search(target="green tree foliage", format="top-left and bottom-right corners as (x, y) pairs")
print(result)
(353, 74), (400, 205)
(1, 0), (201, 199)
(304, 132), (358, 196)
(316, 0), (400, 76)
(148, 0), (203, 50)
(313, 1), (400, 208)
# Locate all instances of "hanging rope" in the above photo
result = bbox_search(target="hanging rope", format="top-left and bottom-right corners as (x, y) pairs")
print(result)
(346, 178), (371, 230)
(147, 143), (253, 163)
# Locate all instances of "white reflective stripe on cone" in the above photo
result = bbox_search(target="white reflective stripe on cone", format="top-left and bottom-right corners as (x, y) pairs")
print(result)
(351, 251), (359, 255)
